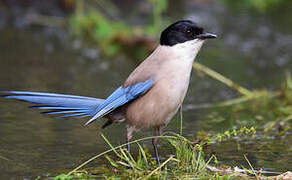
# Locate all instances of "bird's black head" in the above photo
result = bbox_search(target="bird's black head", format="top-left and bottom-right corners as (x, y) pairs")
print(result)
(160, 20), (217, 46)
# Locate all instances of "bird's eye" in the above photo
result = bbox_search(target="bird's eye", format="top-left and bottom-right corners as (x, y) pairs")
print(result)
(185, 29), (193, 36)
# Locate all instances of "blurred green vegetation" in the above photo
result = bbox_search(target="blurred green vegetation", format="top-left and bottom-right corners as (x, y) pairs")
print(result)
(70, 10), (132, 56)
(195, 62), (292, 135)
(220, 0), (289, 13)
(69, 0), (168, 57)
(68, 0), (292, 58)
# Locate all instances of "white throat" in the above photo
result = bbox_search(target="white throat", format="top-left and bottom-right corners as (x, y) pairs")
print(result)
(154, 39), (205, 80)
(170, 39), (204, 62)
(150, 39), (205, 76)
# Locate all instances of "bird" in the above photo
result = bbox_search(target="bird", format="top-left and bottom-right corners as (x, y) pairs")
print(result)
(1, 20), (217, 166)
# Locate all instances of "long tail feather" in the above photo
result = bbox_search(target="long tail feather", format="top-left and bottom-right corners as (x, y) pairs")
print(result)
(1, 91), (104, 118)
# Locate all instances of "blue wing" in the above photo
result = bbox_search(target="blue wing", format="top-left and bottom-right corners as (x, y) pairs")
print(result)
(84, 78), (154, 126)
(1, 91), (105, 118)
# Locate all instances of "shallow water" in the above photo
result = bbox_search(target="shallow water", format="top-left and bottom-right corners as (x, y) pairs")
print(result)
(0, 1), (291, 178)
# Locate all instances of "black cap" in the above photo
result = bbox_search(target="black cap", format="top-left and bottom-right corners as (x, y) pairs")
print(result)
(160, 20), (217, 46)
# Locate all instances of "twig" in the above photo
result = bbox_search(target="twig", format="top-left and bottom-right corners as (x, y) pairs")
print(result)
(206, 165), (281, 177)
(244, 154), (260, 180)
(193, 62), (252, 96)
(180, 104), (183, 135)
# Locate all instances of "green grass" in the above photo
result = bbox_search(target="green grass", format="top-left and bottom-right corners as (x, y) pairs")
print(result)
(51, 127), (259, 180)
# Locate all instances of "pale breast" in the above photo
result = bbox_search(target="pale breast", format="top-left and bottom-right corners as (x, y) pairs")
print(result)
(125, 57), (192, 129)
(124, 41), (203, 130)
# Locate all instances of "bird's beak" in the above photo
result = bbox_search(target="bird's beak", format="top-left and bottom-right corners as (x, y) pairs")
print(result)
(197, 32), (217, 40)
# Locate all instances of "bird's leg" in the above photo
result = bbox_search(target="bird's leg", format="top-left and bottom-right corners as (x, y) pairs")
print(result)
(126, 126), (135, 154)
(124, 126), (135, 168)
(126, 136), (131, 154)
(152, 127), (162, 166)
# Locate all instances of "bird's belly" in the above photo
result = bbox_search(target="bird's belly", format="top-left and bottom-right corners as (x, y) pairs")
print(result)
(126, 73), (190, 129)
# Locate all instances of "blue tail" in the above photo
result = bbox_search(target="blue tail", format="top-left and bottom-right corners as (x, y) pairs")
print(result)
(1, 91), (105, 118)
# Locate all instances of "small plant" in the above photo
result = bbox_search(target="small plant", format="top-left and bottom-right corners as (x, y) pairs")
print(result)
(59, 128), (269, 179)
(61, 132), (219, 179)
